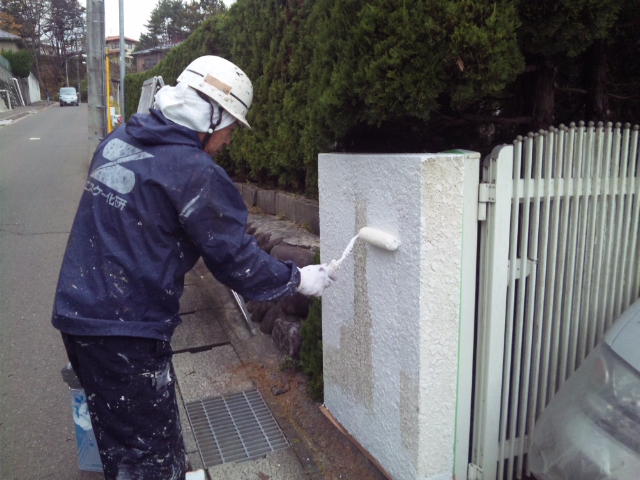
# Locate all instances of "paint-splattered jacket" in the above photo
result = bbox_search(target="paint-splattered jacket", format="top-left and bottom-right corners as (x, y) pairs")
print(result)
(52, 109), (300, 341)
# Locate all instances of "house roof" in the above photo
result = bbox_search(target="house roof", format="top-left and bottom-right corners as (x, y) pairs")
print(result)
(107, 48), (134, 55)
(131, 44), (180, 56)
(106, 36), (138, 43)
(0, 29), (21, 41)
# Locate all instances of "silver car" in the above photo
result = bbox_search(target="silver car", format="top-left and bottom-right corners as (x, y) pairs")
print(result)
(59, 87), (79, 106)
(529, 298), (640, 479)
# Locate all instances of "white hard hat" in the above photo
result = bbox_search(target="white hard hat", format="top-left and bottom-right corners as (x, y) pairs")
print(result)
(177, 56), (253, 129)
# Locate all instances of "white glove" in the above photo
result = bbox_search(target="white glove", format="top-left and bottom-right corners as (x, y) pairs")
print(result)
(297, 262), (338, 297)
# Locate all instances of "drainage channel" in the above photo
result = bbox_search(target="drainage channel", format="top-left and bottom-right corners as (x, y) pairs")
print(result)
(185, 389), (289, 468)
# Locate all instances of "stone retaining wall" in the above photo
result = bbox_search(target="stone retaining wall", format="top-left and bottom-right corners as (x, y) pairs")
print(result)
(243, 213), (320, 359)
(235, 183), (320, 235)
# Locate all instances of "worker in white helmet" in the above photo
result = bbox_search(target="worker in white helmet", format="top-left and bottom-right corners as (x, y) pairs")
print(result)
(52, 56), (335, 479)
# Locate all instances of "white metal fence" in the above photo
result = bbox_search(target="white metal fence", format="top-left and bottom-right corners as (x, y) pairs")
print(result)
(470, 121), (640, 479)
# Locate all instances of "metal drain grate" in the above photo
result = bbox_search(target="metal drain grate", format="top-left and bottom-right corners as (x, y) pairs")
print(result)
(185, 389), (289, 467)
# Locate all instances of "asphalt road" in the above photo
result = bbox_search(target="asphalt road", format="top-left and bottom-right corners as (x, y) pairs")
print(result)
(0, 104), (103, 479)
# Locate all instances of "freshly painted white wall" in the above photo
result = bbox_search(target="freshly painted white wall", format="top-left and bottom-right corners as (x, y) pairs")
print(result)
(27, 73), (41, 103)
(319, 153), (479, 480)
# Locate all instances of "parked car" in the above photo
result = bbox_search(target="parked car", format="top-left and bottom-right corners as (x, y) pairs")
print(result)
(59, 87), (79, 106)
(529, 297), (640, 479)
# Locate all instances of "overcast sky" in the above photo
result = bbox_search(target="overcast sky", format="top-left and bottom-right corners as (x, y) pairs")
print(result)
(98, 0), (235, 40)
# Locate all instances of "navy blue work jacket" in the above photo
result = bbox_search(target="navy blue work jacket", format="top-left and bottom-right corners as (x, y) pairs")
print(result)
(52, 109), (300, 341)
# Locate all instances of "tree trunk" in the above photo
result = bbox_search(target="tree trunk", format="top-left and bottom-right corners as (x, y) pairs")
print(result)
(585, 39), (608, 122)
(532, 60), (556, 131)
(30, 44), (41, 85)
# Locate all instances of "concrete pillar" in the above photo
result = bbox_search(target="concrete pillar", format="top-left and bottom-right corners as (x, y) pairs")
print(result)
(318, 152), (479, 480)
(86, 0), (106, 157)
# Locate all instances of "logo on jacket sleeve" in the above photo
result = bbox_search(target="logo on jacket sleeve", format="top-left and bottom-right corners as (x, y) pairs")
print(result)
(89, 138), (154, 194)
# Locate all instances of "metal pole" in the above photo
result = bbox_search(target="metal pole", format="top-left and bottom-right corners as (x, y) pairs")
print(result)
(87, 0), (107, 156)
(106, 52), (112, 133)
(119, 0), (125, 123)
(65, 58), (69, 87)
(76, 30), (81, 103)
(76, 56), (81, 102)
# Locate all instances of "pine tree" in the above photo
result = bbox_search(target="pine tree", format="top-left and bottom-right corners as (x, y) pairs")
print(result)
(517, 0), (623, 128)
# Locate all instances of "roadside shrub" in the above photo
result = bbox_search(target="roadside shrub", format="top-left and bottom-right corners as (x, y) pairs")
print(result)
(1, 49), (33, 78)
(125, 0), (523, 197)
(300, 296), (323, 402)
(300, 251), (323, 402)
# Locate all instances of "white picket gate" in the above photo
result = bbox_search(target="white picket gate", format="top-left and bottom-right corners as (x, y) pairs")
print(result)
(468, 122), (640, 479)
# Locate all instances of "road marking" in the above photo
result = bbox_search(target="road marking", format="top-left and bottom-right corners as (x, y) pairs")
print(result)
(29, 138), (40, 140)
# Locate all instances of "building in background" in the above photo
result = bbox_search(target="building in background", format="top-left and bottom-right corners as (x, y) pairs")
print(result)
(0, 28), (41, 106)
(0, 28), (21, 52)
(105, 35), (137, 68)
(131, 44), (179, 73)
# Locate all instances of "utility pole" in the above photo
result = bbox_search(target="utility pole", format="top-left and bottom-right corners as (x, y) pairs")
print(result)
(119, 0), (126, 123)
(87, 0), (107, 156)
(76, 23), (81, 103)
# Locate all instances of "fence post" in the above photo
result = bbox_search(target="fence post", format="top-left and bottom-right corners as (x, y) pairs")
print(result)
(471, 145), (513, 479)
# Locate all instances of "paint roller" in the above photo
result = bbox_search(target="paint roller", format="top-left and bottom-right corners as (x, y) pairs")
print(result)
(330, 227), (401, 269)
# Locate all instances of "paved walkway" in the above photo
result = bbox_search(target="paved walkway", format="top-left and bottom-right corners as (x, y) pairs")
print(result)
(176, 260), (312, 479)
(0, 100), (55, 124)
(176, 237), (386, 480)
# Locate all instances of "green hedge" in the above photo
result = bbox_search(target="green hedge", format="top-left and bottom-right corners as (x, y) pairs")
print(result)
(300, 296), (323, 402)
(1, 49), (33, 78)
(299, 251), (324, 402)
(125, 16), (230, 121)
(126, 0), (523, 196)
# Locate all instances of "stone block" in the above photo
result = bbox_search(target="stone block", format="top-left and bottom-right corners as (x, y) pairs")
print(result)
(270, 244), (315, 268)
(259, 305), (284, 335)
(240, 183), (258, 208)
(254, 230), (271, 248)
(276, 192), (320, 235)
(261, 236), (283, 254)
(173, 345), (253, 402)
(171, 310), (228, 353)
(277, 293), (312, 318)
(256, 189), (277, 215)
(272, 319), (302, 359)
(246, 213), (320, 252)
(246, 300), (275, 323)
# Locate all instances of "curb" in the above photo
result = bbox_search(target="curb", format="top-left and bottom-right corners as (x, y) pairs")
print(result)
(0, 102), (56, 125)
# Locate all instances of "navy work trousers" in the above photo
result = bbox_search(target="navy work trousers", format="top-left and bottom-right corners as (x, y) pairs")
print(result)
(61, 333), (187, 479)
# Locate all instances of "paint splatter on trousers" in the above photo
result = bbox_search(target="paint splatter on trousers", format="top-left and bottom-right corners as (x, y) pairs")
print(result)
(61, 333), (187, 479)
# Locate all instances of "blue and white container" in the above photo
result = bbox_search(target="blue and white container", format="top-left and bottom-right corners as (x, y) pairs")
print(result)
(61, 364), (103, 472)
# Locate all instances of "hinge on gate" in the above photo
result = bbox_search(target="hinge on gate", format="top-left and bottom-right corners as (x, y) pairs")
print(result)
(468, 463), (483, 480)
(508, 258), (536, 279)
(477, 182), (496, 221)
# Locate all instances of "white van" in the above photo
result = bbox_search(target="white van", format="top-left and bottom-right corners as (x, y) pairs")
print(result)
(59, 87), (79, 106)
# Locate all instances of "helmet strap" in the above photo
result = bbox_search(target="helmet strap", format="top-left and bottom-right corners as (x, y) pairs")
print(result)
(197, 91), (223, 149)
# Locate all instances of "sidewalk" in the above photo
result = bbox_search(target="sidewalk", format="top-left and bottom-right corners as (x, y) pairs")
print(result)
(0, 100), (55, 124)
(173, 217), (387, 480)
